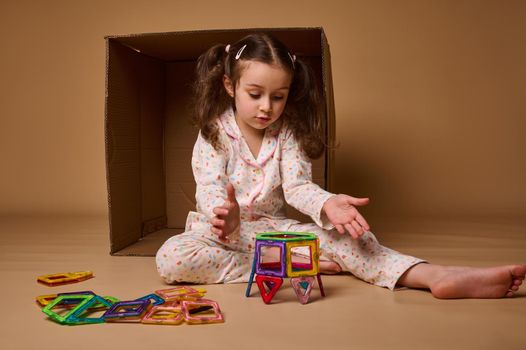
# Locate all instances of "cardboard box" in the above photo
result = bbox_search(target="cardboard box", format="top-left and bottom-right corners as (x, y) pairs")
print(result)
(105, 27), (336, 256)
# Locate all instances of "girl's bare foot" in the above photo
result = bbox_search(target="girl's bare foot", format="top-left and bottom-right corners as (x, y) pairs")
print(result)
(319, 260), (342, 274)
(430, 265), (526, 299)
(400, 263), (526, 299)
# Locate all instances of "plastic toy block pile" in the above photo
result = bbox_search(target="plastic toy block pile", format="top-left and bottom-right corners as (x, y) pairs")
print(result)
(36, 271), (224, 326)
(36, 231), (325, 326)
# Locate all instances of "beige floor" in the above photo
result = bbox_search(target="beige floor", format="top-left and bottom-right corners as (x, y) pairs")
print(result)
(1, 216), (525, 350)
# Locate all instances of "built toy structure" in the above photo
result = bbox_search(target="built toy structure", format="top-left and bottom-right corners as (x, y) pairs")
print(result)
(245, 232), (325, 304)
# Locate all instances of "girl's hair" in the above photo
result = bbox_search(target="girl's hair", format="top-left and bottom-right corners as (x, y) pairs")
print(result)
(192, 32), (326, 159)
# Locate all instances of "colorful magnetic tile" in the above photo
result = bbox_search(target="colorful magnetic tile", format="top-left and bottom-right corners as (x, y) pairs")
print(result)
(256, 232), (317, 242)
(245, 253), (258, 297)
(42, 294), (94, 324)
(84, 296), (119, 312)
(178, 292), (205, 301)
(316, 273), (326, 297)
(162, 300), (182, 307)
(193, 287), (208, 294)
(38, 291), (96, 311)
(136, 293), (165, 306)
(66, 295), (113, 325)
(103, 296), (120, 304)
(37, 293), (117, 311)
(255, 275), (283, 304)
(58, 290), (95, 296)
(141, 305), (184, 325)
(36, 294), (58, 307)
(102, 300), (151, 323)
(57, 291), (96, 305)
(182, 299), (224, 324)
(290, 276), (315, 304)
(255, 240), (287, 277)
(37, 271), (93, 286)
(286, 240), (319, 277)
(155, 286), (204, 302)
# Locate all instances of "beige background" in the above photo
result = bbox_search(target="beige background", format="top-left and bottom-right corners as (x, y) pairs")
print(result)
(1, 0), (525, 225)
(1, 2), (526, 349)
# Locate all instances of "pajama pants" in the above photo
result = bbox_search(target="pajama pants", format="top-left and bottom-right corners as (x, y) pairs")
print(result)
(155, 220), (424, 290)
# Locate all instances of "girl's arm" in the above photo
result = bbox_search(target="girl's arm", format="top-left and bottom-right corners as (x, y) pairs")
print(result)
(192, 131), (229, 220)
(280, 131), (371, 238)
(280, 131), (334, 229)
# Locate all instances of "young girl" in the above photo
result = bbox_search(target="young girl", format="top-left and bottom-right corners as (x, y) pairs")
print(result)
(156, 33), (525, 298)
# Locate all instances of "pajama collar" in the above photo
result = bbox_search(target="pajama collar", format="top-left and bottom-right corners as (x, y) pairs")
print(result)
(219, 108), (281, 167)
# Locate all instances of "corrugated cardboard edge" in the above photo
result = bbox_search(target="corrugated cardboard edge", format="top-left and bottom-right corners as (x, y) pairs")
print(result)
(320, 29), (336, 192)
(104, 38), (114, 254)
(103, 26), (324, 41)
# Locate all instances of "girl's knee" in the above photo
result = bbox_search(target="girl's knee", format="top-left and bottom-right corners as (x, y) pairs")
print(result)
(156, 247), (181, 284)
(155, 237), (206, 284)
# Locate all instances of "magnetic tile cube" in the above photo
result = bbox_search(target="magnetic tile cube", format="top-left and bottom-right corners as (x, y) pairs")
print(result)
(246, 232), (325, 304)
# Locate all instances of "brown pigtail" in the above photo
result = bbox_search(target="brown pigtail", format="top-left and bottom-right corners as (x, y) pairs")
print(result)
(192, 44), (231, 150)
(285, 58), (326, 159)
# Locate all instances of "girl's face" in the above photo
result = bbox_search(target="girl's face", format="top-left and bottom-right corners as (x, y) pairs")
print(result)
(224, 61), (292, 136)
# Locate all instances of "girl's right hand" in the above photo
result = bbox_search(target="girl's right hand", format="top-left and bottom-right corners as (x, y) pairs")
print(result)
(322, 194), (370, 239)
(210, 183), (240, 241)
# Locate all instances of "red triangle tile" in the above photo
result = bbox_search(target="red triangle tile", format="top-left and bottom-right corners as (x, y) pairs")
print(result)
(255, 275), (283, 304)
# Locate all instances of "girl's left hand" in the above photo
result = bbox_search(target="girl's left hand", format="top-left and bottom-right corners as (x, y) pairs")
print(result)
(210, 183), (240, 241)
(322, 194), (371, 239)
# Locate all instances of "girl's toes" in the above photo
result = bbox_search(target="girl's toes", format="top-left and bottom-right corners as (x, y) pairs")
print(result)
(506, 291), (514, 297)
(511, 265), (526, 278)
(513, 279), (522, 286)
(510, 285), (519, 291)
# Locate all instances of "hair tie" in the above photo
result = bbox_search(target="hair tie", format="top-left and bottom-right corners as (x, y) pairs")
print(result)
(225, 44), (230, 53)
(235, 44), (247, 60)
(288, 52), (296, 69)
